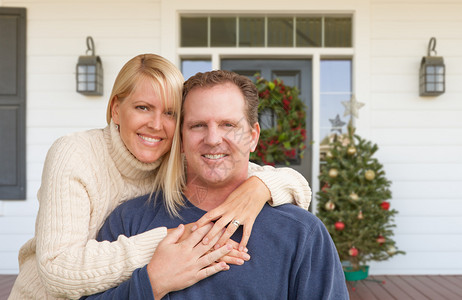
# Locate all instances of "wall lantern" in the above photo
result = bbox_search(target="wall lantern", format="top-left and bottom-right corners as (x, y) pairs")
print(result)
(76, 36), (103, 95)
(419, 37), (445, 96)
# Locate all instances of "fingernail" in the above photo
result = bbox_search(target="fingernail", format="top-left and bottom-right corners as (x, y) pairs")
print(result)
(245, 247), (249, 253)
(243, 253), (251, 260)
(226, 244), (232, 251)
(202, 237), (209, 244)
(238, 259), (244, 265)
(191, 225), (197, 231)
(214, 243), (221, 250)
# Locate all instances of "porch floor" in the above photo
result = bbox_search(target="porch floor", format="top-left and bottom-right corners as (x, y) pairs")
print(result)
(1, 274), (462, 299)
(347, 275), (462, 300)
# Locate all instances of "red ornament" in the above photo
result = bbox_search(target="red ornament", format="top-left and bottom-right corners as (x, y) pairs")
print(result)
(376, 235), (386, 245)
(380, 201), (390, 210)
(335, 221), (345, 231)
(349, 247), (358, 257)
(322, 183), (330, 192)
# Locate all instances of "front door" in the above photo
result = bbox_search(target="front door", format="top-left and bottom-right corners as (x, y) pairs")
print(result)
(221, 59), (312, 185)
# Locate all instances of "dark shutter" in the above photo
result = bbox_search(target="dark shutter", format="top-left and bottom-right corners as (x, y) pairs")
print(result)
(0, 7), (26, 199)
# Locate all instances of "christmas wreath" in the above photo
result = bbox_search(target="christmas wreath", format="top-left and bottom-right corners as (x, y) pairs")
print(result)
(250, 75), (307, 166)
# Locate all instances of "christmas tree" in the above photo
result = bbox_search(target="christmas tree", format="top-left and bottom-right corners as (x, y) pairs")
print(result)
(316, 97), (404, 273)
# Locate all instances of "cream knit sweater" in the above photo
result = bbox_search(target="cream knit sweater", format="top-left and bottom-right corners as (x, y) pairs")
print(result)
(9, 122), (311, 300)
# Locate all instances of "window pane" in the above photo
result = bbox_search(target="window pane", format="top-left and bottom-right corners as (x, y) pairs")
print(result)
(325, 17), (352, 47)
(268, 17), (293, 47)
(320, 59), (352, 145)
(211, 17), (236, 47)
(296, 17), (322, 47)
(181, 17), (208, 47)
(239, 17), (264, 47)
(320, 60), (352, 92)
(181, 60), (212, 80)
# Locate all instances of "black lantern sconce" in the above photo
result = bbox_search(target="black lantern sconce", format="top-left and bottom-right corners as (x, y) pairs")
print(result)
(76, 36), (103, 95)
(419, 37), (445, 96)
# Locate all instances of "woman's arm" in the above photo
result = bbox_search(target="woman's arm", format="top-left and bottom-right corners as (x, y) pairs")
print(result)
(193, 163), (311, 250)
(248, 162), (312, 209)
(82, 224), (232, 300)
(34, 137), (166, 299)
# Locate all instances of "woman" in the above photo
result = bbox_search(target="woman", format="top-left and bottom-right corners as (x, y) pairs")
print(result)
(9, 54), (311, 299)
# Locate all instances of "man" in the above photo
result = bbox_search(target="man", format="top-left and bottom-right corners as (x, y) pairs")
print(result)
(84, 70), (348, 299)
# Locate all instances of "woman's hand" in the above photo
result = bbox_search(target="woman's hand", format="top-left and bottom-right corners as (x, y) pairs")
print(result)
(147, 223), (232, 300)
(193, 176), (270, 251)
(168, 223), (251, 265)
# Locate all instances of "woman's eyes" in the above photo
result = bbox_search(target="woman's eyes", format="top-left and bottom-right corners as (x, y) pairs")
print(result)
(135, 106), (175, 117)
(135, 105), (149, 111)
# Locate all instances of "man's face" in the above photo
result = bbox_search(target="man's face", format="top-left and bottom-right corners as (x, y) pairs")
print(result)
(182, 82), (260, 188)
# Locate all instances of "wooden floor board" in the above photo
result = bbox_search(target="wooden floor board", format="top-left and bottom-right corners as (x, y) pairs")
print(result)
(376, 275), (413, 300)
(416, 275), (462, 300)
(401, 276), (445, 300)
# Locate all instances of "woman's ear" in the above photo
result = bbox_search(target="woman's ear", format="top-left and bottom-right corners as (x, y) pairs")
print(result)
(111, 96), (120, 124)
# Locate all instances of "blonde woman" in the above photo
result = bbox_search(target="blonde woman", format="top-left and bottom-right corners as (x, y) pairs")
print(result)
(9, 54), (311, 299)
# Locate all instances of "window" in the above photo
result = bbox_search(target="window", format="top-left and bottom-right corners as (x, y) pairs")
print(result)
(180, 15), (352, 48)
(319, 59), (352, 160)
(181, 60), (212, 80)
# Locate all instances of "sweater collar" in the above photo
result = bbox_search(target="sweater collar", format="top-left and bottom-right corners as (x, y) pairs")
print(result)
(104, 121), (162, 180)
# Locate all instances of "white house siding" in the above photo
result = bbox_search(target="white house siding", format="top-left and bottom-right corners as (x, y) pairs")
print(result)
(0, 0), (461, 276)
(368, 0), (462, 274)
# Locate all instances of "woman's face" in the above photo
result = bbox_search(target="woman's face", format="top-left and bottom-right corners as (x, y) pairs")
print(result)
(112, 77), (176, 163)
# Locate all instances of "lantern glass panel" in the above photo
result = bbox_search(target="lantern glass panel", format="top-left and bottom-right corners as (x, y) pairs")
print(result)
(88, 65), (96, 73)
(78, 83), (86, 91)
(426, 83), (435, 91)
(88, 83), (96, 91)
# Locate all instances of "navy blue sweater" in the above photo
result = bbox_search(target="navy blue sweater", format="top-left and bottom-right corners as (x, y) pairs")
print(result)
(83, 192), (348, 299)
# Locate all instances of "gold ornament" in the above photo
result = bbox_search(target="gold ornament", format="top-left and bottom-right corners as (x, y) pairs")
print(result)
(349, 192), (359, 201)
(326, 151), (333, 158)
(365, 169), (375, 181)
(347, 146), (356, 155)
(357, 210), (364, 220)
(328, 168), (338, 178)
(387, 245), (397, 255)
(325, 200), (335, 211)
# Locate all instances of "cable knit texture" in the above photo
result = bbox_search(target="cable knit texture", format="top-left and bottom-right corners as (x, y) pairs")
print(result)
(9, 122), (311, 300)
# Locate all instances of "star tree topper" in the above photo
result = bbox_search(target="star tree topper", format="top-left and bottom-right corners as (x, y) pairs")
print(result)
(329, 114), (346, 134)
(342, 95), (365, 119)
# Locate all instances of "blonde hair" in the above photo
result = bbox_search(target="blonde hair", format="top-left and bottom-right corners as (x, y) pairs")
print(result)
(107, 54), (185, 216)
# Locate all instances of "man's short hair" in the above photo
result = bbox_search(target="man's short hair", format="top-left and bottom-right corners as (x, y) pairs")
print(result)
(182, 70), (259, 127)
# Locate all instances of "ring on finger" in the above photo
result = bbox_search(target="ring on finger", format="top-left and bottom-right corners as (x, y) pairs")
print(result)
(231, 219), (240, 227)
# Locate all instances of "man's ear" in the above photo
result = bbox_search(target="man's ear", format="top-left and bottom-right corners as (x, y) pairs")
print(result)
(250, 122), (260, 152)
(111, 96), (120, 124)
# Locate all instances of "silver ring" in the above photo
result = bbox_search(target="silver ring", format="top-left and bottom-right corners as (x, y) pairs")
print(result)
(231, 220), (240, 227)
